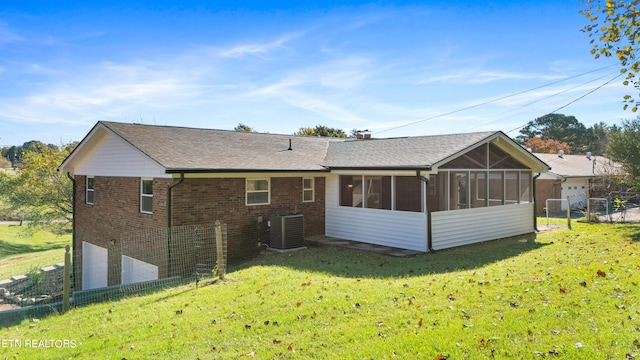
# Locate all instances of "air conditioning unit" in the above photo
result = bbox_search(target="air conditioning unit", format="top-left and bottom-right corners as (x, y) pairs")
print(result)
(270, 214), (305, 249)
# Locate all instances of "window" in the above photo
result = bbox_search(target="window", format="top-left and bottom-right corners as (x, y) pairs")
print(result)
(86, 176), (95, 205)
(505, 171), (519, 205)
(488, 171), (504, 206)
(246, 179), (270, 205)
(303, 178), (314, 202)
(395, 176), (422, 212)
(140, 179), (153, 214)
(340, 176), (363, 207)
(520, 171), (531, 203)
(339, 175), (421, 212)
(364, 176), (391, 209)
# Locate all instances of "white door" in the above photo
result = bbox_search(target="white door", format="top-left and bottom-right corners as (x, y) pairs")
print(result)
(82, 241), (108, 290)
(121, 255), (158, 285)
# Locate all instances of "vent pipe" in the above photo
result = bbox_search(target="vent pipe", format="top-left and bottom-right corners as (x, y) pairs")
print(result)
(288, 138), (292, 151)
(558, 149), (564, 158)
(586, 151), (592, 160)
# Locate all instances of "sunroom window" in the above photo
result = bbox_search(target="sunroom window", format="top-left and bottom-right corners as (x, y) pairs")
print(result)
(339, 175), (422, 212)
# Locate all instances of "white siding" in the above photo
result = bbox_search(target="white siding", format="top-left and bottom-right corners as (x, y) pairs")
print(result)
(325, 174), (427, 252)
(431, 203), (534, 250)
(73, 131), (169, 178)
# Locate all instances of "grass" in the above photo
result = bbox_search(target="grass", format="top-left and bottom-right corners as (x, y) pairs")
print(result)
(1, 221), (640, 359)
(0, 224), (71, 279)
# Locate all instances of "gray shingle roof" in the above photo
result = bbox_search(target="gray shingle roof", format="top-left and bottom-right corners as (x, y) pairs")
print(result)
(533, 153), (623, 177)
(324, 132), (496, 168)
(101, 121), (338, 172)
(91, 122), (527, 172)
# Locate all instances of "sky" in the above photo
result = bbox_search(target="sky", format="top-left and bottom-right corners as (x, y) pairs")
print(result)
(0, 0), (633, 147)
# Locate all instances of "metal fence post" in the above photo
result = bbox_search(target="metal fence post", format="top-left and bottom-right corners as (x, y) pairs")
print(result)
(566, 196), (572, 230)
(63, 245), (71, 312)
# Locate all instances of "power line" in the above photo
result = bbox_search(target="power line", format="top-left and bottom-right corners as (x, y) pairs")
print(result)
(504, 71), (625, 135)
(375, 63), (619, 135)
(464, 70), (620, 132)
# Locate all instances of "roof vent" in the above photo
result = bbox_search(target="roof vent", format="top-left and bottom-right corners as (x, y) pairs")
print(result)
(558, 149), (564, 158)
(526, 148), (532, 153)
(586, 151), (592, 160)
(288, 138), (292, 151)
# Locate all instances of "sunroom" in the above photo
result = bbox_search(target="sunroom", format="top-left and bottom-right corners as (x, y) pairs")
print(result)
(324, 132), (549, 252)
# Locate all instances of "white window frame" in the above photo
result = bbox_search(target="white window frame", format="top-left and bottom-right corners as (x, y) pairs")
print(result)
(86, 176), (95, 205)
(302, 177), (314, 202)
(140, 178), (153, 214)
(246, 178), (270, 206)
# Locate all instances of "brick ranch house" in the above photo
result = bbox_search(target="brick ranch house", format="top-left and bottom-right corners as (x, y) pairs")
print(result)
(59, 121), (550, 290)
(533, 152), (623, 214)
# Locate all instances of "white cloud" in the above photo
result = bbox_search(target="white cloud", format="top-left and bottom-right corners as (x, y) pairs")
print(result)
(219, 33), (299, 59)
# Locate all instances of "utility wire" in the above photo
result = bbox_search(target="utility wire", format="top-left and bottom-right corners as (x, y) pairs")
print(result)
(375, 63), (619, 135)
(464, 70), (620, 132)
(504, 71), (625, 135)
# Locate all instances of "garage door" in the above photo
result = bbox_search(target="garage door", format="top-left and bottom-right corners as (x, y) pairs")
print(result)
(82, 241), (108, 290)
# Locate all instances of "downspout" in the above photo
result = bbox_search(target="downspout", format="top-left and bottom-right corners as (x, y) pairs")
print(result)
(66, 172), (77, 291)
(533, 173), (541, 231)
(417, 170), (434, 252)
(166, 173), (185, 277)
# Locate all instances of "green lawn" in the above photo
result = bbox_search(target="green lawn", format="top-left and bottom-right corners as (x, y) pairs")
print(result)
(0, 224), (71, 279)
(1, 221), (639, 359)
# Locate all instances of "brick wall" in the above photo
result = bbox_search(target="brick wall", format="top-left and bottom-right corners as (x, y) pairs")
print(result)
(171, 176), (326, 260)
(74, 175), (326, 288)
(535, 178), (561, 215)
(74, 176), (170, 288)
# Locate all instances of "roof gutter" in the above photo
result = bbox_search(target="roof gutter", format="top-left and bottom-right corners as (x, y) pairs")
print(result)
(65, 172), (77, 291)
(165, 168), (331, 174)
(533, 173), (541, 232)
(416, 170), (434, 252)
(328, 165), (433, 171)
(166, 172), (184, 278)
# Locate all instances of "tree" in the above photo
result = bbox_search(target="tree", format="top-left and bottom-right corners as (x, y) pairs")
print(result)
(525, 137), (571, 154)
(580, 0), (640, 111)
(585, 121), (619, 155)
(517, 113), (589, 153)
(0, 142), (77, 232)
(294, 125), (348, 138)
(234, 123), (254, 132)
(607, 118), (640, 189)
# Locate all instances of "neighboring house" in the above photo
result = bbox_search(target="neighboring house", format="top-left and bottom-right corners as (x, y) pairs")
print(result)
(533, 152), (622, 214)
(59, 121), (549, 290)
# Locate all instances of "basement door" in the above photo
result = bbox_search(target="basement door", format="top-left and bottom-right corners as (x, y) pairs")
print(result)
(82, 241), (108, 290)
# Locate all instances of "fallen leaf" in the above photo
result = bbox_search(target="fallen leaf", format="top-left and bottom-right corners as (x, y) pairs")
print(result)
(597, 270), (606, 277)
(273, 339), (282, 344)
(175, 310), (183, 315)
(244, 324), (252, 329)
(580, 281), (587, 287)
(418, 318), (423, 327)
(287, 345), (295, 352)
(376, 321), (384, 327)
(296, 301), (302, 307)
(246, 351), (255, 357)
(575, 342), (585, 348)
(433, 355), (448, 360)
